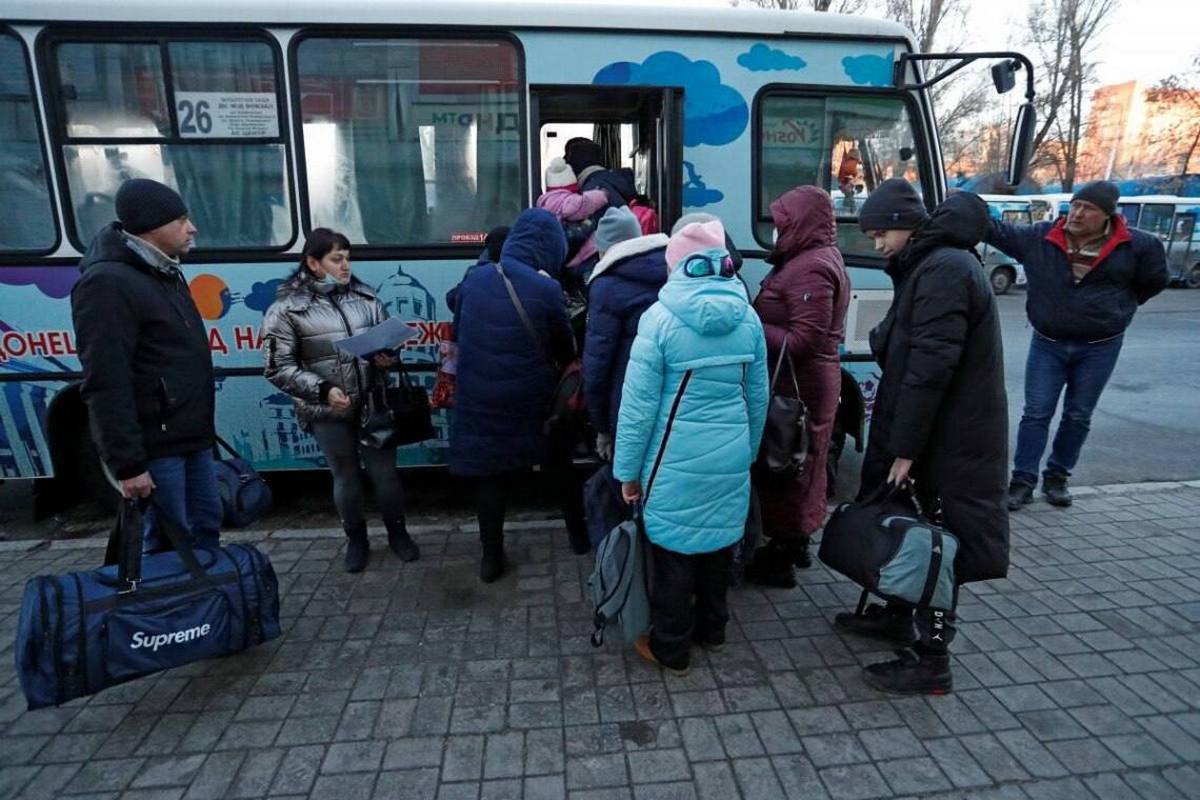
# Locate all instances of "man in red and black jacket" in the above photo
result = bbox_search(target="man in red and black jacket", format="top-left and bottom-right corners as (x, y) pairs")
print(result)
(981, 181), (1168, 509)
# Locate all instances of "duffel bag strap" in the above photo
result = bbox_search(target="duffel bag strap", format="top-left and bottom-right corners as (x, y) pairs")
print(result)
(917, 526), (944, 608)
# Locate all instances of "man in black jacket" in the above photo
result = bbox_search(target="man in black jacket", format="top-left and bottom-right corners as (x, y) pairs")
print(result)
(71, 179), (218, 551)
(835, 181), (1009, 695)
(983, 181), (1168, 509)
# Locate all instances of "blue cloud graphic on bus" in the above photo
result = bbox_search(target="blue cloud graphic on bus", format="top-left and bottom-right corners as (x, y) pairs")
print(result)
(682, 162), (724, 208)
(842, 52), (894, 86)
(244, 279), (286, 313)
(594, 52), (748, 147)
(737, 44), (807, 72)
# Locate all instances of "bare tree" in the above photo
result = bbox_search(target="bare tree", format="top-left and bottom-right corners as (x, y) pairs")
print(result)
(735, 0), (872, 13)
(1146, 53), (1200, 177)
(883, 0), (992, 178)
(1025, 0), (1116, 190)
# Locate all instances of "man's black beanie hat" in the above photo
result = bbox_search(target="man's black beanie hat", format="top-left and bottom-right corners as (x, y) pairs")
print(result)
(1071, 181), (1119, 216)
(857, 178), (929, 232)
(116, 179), (188, 235)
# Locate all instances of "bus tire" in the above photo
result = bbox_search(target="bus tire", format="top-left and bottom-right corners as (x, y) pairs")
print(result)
(1188, 265), (1200, 289)
(990, 266), (1014, 295)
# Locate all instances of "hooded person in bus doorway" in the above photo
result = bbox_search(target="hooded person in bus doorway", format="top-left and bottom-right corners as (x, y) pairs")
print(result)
(980, 181), (1168, 510)
(70, 178), (220, 553)
(836, 180), (1009, 695)
(745, 186), (850, 589)
(448, 208), (587, 582)
(614, 219), (768, 676)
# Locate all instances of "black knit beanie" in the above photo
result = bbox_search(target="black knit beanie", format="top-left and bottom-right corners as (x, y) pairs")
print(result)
(116, 179), (188, 234)
(484, 226), (509, 263)
(1071, 181), (1119, 216)
(857, 178), (929, 232)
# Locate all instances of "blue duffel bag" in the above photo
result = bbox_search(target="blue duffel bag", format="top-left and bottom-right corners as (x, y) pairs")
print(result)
(13, 496), (281, 710)
(214, 435), (272, 528)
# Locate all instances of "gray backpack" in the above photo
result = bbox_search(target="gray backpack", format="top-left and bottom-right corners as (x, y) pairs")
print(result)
(588, 370), (693, 647)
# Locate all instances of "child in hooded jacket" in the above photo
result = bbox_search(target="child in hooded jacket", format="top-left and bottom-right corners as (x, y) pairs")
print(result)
(536, 157), (609, 263)
(613, 219), (769, 676)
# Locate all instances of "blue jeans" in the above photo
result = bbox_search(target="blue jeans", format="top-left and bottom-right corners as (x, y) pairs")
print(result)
(1012, 332), (1124, 485)
(143, 448), (222, 552)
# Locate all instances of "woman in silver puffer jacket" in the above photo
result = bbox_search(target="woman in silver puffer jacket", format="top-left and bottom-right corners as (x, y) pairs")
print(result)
(262, 228), (418, 573)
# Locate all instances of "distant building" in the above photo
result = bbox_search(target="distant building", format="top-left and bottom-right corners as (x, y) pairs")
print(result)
(1077, 81), (1200, 182)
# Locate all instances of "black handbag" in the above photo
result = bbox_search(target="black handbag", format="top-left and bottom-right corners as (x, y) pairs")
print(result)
(755, 337), (809, 478)
(359, 361), (436, 449)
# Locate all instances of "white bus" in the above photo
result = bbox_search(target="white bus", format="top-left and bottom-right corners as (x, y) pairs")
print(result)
(0, 0), (1034, 508)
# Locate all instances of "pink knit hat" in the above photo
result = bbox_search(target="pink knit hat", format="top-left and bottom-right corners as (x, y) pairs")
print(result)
(665, 219), (726, 273)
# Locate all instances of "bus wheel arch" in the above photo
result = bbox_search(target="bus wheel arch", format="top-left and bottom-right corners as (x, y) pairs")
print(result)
(44, 384), (117, 514)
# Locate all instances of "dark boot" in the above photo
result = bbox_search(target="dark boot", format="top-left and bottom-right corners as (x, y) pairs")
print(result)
(1042, 472), (1073, 507)
(745, 540), (796, 589)
(1007, 479), (1034, 511)
(789, 538), (812, 570)
(344, 523), (369, 573)
(862, 646), (952, 695)
(385, 518), (420, 562)
(480, 533), (505, 583)
(835, 602), (917, 647)
(566, 519), (591, 556)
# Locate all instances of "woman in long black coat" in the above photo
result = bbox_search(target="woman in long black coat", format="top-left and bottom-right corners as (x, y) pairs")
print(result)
(837, 182), (1009, 695)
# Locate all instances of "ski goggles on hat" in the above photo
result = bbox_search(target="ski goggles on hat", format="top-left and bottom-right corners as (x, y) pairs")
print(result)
(680, 248), (736, 279)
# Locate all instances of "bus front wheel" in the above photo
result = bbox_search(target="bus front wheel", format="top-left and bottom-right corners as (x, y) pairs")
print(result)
(1188, 265), (1200, 289)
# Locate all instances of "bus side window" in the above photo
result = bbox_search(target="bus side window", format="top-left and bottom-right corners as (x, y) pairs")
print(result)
(0, 33), (57, 254)
(295, 36), (523, 247)
(51, 37), (292, 250)
(756, 91), (924, 258)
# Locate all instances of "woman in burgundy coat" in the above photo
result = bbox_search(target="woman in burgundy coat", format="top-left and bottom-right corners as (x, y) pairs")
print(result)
(746, 186), (850, 588)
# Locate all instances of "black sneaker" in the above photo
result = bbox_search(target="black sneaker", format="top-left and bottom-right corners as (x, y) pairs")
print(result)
(1042, 473), (1073, 507)
(863, 648), (952, 695)
(834, 604), (917, 647)
(1007, 480), (1034, 511)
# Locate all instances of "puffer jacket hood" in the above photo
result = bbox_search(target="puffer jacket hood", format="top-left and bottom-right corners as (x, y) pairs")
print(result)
(768, 186), (836, 264)
(588, 234), (669, 284)
(896, 191), (990, 272)
(659, 270), (749, 338)
(79, 222), (151, 274)
(500, 208), (568, 279)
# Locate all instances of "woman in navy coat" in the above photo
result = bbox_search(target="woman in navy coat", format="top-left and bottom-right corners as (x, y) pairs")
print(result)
(447, 208), (584, 581)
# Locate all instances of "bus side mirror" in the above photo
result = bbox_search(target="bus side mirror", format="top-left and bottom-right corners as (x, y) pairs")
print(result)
(1007, 102), (1036, 187)
(991, 60), (1018, 94)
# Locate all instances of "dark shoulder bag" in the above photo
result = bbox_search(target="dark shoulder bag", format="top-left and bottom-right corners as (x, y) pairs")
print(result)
(493, 263), (587, 434)
(755, 336), (809, 479)
(360, 359), (437, 449)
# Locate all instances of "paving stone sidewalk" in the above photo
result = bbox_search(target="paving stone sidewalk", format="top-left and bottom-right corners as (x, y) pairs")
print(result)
(1, 485), (1199, 800)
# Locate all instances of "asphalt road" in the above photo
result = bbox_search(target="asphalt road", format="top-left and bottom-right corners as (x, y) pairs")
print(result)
(835, 286), (1200, 497)
(2, 287), (1198, 538)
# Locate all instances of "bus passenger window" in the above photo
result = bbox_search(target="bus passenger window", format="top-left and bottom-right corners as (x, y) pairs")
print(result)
(0, 34), (57, 253)
(53, 39), (291, 250)
(1138, 204), (1173, 239)
(296, 37), (523, 247)
(757, 92), (923, 258)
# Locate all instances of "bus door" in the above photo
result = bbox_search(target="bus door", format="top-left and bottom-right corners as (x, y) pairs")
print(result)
(529, 85), (683, 229)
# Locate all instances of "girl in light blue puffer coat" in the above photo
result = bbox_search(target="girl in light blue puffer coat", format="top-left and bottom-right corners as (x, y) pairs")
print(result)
(613, 219), (769, 676)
